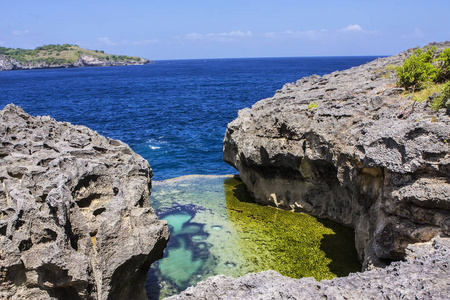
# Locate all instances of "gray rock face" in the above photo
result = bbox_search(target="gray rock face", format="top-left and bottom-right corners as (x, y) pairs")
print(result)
(74, 54), (150, 67)
(0, 55), (22, 71)
(0, 104), (169, 299)
(224, 42), (450, 267)
(167, 236), (450, 300)
(0, 54), (150, 71)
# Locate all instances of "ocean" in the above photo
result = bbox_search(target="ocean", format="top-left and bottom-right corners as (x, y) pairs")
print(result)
(1, 56), (380, 298)
(0, 56), (380, 180)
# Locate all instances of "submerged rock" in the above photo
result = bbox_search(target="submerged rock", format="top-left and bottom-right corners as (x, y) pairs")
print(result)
(223, 42), (450, 268)
(0, 104), (169, 299)
(167, 236), (450, 300)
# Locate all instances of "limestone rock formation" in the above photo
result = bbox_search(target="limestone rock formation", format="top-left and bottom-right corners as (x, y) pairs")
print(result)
(0, 104), (169, 299)
(0, 55), (22, 71)
(0, 54), (150, 71)
(223, 42), (450, 268)
(74, 54), (150, 67)
(167, 236), (450, 300)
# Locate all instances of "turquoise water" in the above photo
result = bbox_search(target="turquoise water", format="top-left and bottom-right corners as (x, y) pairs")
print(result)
(145, 176), (360, 299)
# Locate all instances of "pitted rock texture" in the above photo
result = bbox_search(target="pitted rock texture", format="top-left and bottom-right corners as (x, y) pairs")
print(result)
(167, 237), (450, 300)
(0, 104), (169, 299)
(223, 42), (450, 267)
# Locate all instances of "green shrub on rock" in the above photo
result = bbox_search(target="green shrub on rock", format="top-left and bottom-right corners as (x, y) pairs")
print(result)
(430, 81), (450, 111)
(396, 47), (439, 92)
(436, 48), (450, 81)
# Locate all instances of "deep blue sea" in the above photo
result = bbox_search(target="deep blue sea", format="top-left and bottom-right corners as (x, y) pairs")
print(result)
(0, 57), (379, 180)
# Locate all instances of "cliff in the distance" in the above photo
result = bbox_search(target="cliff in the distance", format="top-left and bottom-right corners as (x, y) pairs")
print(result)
(0, 104), (169, 299)
(0, 44), (151, 71)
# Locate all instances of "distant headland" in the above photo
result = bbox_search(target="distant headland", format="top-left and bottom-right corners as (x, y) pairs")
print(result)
(0, 44), (151, 71)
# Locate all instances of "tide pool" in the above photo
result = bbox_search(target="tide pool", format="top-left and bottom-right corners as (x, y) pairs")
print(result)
(146, 175), (361, 299)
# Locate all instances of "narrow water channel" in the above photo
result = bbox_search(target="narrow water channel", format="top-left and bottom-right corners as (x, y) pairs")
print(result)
(146, 175), (361, 299)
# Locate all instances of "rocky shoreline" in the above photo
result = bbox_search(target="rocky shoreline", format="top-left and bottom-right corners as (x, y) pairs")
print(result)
(1, 42), (449, 299)
(223, 42), (450, 268)
(0, 54), (150, 71)
(0, 105), (169, 299)
(166, 43), (450, 298)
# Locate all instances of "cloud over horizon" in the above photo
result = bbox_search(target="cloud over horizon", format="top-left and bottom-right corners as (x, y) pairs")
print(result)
(12, 29), (30, 36)
(97, 37), (159, 47)
(180, 30), (253, 42)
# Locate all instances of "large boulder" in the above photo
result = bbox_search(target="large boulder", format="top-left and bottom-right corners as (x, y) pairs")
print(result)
(0, 104), (169, 299)
(223, 42), (450, 267)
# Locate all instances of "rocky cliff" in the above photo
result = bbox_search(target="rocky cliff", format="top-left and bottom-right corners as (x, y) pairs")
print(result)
(0, 53), (150, 71)
(0, 55), (22, 70)
(223, 42), (450, 268)
(168, 236), (450, 299)
(0, 104), (169, 299)
(73, 54), (150, 68)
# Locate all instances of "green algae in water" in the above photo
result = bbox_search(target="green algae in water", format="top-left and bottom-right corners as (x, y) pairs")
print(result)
(146, 175), (361, 299)
(224, 177), (361, 280)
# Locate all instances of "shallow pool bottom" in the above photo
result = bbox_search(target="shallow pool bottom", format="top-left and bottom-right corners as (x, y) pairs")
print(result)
(146, 175), (360, 299)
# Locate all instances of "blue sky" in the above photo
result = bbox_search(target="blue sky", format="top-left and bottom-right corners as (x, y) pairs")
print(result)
(1, 0), (449, 60)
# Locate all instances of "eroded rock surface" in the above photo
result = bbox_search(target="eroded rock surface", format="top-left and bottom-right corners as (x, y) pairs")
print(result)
(224, 42), (450, 267)
(168, 236), (450, 300)
(0, 104), (169, 299)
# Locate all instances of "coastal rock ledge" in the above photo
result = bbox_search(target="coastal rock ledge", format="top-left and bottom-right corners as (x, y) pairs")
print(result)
(0, 104), (169, 299)
(224, 42), (450, 268)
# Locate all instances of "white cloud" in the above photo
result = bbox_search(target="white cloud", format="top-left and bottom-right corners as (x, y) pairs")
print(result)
(97, 37), (158, 46)
(402, 28), (425, 39)
(12, 29), (30, 36)
(341, 24), (363, 32)
(186, 33), (203, 40)
(340, 24), (378, 35)
(98, 37), (116, 46)
(260, 29), (327, 39)
(216, 30), (252, 37)
(182, 30), (252, 42)
(132, 39), (159, 45)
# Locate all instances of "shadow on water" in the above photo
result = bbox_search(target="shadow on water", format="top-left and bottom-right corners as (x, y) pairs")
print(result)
(146, 205), (211, 300)
(230, 175), (255, 203)
(146, 268), (161, 300)
(317, 218), (362, 276)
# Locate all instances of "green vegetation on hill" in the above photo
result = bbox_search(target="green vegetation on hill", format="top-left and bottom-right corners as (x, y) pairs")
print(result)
(0, 44), (145, 66)
(396, 46), (450, 111)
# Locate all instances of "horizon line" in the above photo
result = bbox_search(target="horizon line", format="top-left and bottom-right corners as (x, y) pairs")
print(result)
(153, 54), (390, 61)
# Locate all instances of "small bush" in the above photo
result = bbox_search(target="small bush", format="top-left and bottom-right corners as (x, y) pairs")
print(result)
(430, 81), (450, 111)
(435, 48), (450, 81)
(396, 47), (439, 92)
